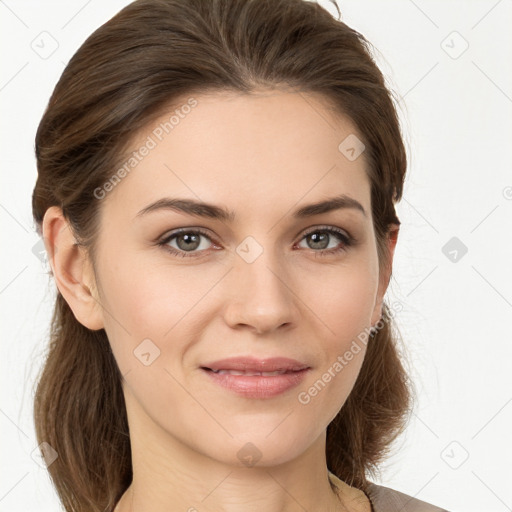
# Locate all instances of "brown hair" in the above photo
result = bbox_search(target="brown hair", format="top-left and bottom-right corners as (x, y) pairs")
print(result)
(32, 0), (412, 510)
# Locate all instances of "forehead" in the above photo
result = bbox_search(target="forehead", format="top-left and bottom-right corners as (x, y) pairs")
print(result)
(101, 89), (371, 222)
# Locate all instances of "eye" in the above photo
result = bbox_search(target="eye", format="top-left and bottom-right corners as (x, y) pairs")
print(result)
(157, 225), (355, 259)
(295, 226), (354, 257)
(157, 228), (216, 258)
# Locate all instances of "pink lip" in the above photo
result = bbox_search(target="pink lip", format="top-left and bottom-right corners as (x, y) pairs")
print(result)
(200, 357), (310, 399)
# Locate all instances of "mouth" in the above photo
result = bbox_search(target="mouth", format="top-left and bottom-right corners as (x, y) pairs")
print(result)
(200, 357), (310, 399)
(201, 356), (310, 373)
(204, 368), (294, 377)
(203, 368), (302, 376)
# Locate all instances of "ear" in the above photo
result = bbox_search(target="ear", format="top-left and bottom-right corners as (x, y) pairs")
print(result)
(42, 206), (105, 331)
(370, 223), (400, 328)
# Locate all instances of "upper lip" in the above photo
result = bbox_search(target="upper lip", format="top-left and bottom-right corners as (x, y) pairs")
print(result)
(201, 356), (310, 372)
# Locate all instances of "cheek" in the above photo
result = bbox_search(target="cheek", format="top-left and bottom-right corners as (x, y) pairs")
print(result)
(96, 249), (228, 369)
(293, 264), (377, 414)
(299, 259), (378, 341)
(96, 253), (208, 427)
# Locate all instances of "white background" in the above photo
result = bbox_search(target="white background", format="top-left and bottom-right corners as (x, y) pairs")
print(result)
(1, 1), (511, 511)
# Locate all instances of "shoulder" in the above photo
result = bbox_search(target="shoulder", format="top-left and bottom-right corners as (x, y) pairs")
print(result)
(366, 481), (450, 512)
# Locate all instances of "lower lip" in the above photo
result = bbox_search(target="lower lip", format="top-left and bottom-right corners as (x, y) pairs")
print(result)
(201, 368), (310, 399)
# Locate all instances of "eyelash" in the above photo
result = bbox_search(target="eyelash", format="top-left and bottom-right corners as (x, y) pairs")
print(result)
(157, 226), (355, 259)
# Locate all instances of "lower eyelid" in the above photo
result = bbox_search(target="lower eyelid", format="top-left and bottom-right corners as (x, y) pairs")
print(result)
(159, 227), (354, 256)
(160, 230), (214, 252)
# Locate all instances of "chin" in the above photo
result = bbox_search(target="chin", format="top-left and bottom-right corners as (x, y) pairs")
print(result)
(205, 430), (314, 469)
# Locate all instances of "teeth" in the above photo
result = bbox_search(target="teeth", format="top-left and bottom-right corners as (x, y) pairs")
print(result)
(212, 369), (287, 376)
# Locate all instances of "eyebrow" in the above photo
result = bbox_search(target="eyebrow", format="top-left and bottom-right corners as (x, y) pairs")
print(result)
(135, 194), (367, 222)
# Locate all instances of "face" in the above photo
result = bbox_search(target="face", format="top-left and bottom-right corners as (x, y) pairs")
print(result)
(82, 89), (391, 467)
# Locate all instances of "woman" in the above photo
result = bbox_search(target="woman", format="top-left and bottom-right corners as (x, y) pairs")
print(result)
(32, 0), (450, 510)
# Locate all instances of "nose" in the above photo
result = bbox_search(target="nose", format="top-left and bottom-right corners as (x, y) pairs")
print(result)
(222, 246), (299, 335)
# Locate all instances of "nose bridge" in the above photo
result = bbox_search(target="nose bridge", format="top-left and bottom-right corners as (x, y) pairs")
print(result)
(235, 236), (288, 299)
(224, 234), (297, 331)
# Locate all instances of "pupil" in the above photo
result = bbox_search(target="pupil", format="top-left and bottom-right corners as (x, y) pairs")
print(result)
(179, 233), (199, 250)
(310, 232), (328, 249)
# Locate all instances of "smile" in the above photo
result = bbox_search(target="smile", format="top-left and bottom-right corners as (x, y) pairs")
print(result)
(201, 367), (310, 399)
(209, 369), (290, 376)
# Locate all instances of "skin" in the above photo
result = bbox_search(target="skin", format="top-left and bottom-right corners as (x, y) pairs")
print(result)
(43, 89), (398, 512)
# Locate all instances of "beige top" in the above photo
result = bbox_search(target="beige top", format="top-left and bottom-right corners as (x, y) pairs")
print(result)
(328, 471), (450, 512)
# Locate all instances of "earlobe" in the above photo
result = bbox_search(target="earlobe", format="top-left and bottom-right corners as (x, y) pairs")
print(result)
(42, 206), (104, 331)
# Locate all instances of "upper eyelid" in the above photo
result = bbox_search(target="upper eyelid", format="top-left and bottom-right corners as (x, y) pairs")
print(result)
(159, 225), (352, 245)
(301, 225), (349, 237)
